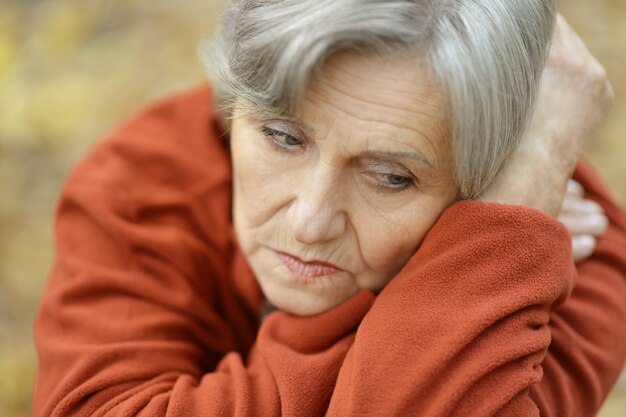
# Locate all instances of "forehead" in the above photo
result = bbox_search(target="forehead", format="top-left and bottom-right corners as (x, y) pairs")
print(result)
(299, 51), (451, 165)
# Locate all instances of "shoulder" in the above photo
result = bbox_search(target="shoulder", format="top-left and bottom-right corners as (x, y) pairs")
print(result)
(57, 82), (234, 250)
(69, 82), (229, 194)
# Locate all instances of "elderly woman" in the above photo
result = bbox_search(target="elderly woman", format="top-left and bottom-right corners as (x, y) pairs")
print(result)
(33, 1), (626, 416)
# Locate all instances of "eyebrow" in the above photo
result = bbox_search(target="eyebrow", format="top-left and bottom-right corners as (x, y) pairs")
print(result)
(284, 117), (434, 168)
(360, 150), (434, 168)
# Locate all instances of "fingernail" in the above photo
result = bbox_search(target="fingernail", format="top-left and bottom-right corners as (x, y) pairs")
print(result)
(593, 214), (609, 232)
(574, 235), (595, 249)
(567, 180), (584, 195)
(572, 235), (596, 263)
(582, 200), (602, 213)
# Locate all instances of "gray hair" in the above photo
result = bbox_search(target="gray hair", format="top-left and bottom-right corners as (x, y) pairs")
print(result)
(199, 0), (555, 199)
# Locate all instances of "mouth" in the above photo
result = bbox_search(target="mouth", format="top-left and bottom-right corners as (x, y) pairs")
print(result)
(275, 250), (342, 279)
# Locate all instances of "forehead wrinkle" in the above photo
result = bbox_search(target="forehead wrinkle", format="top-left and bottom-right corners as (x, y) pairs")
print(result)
(305, 85), (435, 138)
(303, 87), (444, 166)
(308, 69), (446, 124)
(312, 73), (436, 123)
(323, 52), (425, 93)
(323, 68), (422, 106)
(360, 150), (433, 168)
(317, 54), (445, 115)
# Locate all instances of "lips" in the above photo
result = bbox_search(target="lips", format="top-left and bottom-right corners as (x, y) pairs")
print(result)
(275, 251), (342, 278)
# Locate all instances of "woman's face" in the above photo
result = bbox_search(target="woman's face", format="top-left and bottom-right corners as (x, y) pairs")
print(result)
(230, 52), (457, 316)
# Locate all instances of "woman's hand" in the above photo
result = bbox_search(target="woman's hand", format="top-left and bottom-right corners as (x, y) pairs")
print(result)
(483, 14), (614, 216)
(559, 179), (608, 262)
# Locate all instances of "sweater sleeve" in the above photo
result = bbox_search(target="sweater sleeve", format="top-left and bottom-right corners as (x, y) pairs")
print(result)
(32, 178), (375, 417)
(32, 86), (377, 417)
(529, 159), (626, 416)
(34, 85), (626, 416)
(326, 162), (626, 416)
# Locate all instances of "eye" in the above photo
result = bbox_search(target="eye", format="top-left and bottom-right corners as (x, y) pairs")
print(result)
(362, 163), (416, 192)
(261, 126), (304, 149)
(373, 173), (413, 190)
(383, 174), (412, 188)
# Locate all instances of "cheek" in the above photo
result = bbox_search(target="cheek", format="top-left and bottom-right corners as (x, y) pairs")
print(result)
(358, 219), (423, 272)
(231, 131), (295, 228)
(355, 200), (448, 287)
(234, 164), (283, 226)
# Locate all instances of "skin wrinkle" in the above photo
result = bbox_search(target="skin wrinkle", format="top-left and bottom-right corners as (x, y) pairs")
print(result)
(350, 162), (394, 280)
(316, 54), (447, 123)
(302, 92), (441, 177)
(320, 73), (441, 122)
(305, 84), (436, 151)
(236, 124), (363, 271)
(289, 160), (346, 243)
(253, 167), (356, 273)
(322, 52), (422, 99)
(208, 0), (556, 200)
(348, 119), (404, 273)
(305, 65), (448, 172)
(231, 51), (457, 315)
(361, 150), (432, 168)
(296, 94), (448, 184)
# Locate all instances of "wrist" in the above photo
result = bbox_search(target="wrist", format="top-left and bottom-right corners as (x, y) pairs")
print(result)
(481, 141), (570, 217)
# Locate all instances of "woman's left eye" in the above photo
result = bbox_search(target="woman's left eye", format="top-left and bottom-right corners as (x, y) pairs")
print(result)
(364, 167), (415, 191)
(383, 173), (412, 188)
(261, 126), (303, 149)
(376, 173), (413, 190)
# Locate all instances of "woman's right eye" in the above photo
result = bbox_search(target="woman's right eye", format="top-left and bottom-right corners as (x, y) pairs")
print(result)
(260, 126), (303, 149)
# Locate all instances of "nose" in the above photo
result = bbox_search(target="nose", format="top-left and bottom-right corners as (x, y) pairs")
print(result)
(287, 169), (347, 245)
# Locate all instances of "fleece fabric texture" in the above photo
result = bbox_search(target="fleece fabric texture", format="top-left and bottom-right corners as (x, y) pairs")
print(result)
(33, 84), (626, 417)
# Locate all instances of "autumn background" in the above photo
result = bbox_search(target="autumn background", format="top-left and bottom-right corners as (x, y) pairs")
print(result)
(0, 1), (624, 416)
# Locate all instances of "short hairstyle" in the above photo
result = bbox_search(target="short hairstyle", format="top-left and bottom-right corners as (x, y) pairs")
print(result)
(199, 0), (555, 199)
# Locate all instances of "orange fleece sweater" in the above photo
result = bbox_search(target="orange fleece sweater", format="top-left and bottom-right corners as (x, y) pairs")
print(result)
(33, 84), (626, 416)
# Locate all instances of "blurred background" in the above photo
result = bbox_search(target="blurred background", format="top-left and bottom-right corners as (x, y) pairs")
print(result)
(0, 1), (624, 416)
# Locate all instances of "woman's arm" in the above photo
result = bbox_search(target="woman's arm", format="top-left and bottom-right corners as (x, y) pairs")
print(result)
(529, 160), (626, 415)
(34, 15), (624, 417)
(33, 90), (626, 417)
(324, 15), (626, 416)
(325, 199), (574, 416)
(324, 163), (626, 416)
(32, 86), (376, 417)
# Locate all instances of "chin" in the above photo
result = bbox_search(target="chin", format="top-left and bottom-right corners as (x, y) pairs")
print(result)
(262, 284), (349, 316)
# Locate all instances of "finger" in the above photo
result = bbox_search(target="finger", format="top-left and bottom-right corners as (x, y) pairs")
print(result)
(558, 212), (608, 236)
(572, 234), (596, 263)
(566, 179), (584, 197)
(560, 194), (603, 214)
